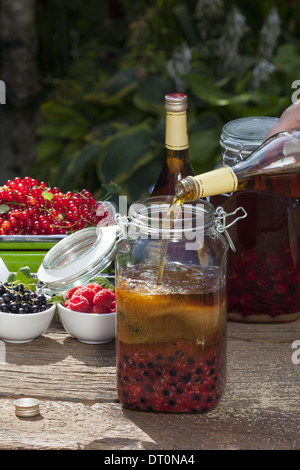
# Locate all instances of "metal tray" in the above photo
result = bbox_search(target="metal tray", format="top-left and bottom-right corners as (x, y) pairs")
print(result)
(0, 234), (66, 250)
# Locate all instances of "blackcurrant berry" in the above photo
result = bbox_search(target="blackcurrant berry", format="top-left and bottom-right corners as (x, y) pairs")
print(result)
(12, 293), (22, 302)
(37, 294), (46, 305)
(2, 293), (11, 303)
(15, 283), (24, 293)
(9, 302), (19, 313)
(21, 303), (31, 313)
(22, 292), (31, 302)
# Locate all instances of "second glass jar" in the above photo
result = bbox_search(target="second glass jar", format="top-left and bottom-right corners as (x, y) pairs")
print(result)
(212, 117), (300, 323)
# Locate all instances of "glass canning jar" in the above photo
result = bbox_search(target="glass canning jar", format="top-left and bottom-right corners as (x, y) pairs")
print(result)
(115, 196), (234, 413)
(37, 196), (244, 413)
(212, 117), (300, 323)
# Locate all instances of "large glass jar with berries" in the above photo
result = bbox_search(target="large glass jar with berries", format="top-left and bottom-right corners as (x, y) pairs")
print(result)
(37, 195), (244, 412)
(115, 196), (233, 413)
(211, 117), (300, 323)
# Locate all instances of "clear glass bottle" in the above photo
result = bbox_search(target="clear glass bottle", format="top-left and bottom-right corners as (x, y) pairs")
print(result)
(175, 126), (300, 200)
(209, 117), (300, 323)
(115, 196), (229, 413)
(151, 93), (194, 196)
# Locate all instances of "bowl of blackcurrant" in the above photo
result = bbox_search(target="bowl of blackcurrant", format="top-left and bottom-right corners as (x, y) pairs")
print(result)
(0, 281), (55, 343)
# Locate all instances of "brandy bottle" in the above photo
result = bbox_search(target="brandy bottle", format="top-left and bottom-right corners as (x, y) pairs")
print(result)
(151, 93), (194, 196)
(175, 129), (300, 201)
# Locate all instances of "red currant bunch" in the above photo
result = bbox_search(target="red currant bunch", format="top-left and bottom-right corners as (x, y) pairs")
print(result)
(0, 177), (108, 236)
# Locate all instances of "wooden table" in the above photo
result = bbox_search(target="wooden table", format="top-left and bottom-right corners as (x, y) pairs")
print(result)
(1, 315), (300, 451)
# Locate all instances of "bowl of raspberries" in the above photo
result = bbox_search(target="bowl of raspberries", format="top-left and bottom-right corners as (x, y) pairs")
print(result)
(57, 280), (116, 344)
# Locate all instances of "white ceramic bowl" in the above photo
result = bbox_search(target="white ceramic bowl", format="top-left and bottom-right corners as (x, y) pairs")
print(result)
(0, 304), (56, 343)
(57, 303), (115, 344)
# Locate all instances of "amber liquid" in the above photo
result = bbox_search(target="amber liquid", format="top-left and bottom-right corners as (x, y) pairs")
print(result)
(236, 171), (300, 198)
(116, 264), (226, 412)
(157, 197), (183, 284)
(152, 148), (194, 196)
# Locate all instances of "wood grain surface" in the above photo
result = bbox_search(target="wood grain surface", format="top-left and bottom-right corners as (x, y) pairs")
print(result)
(1, 316), (300, 450)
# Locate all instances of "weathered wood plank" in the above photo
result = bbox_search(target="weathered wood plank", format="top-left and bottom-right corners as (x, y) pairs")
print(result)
(0, 317), (300, 450)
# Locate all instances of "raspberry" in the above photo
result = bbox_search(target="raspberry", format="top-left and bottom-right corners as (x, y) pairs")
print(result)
(68, 294), (90, 313)
(92, 304), (109, 314)
(67, 286), (81, 299)
(94, 289), (115, 309)
(87, 283), (103, 294)
(79, 287), (96, 306)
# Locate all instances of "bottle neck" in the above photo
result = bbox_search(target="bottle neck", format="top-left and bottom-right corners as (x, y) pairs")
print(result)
(175, 168), (238, 201)
(165, 110), (189, 151)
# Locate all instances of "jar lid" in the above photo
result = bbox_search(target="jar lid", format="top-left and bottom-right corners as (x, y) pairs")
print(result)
(14, 398), (40, 417)
(128, 196), (215, 236)
(37, 224), (120, 293)
(220, 116), (279, 162)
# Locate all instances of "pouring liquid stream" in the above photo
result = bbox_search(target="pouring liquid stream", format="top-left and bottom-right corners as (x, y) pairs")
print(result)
(156, 195), (184, 285)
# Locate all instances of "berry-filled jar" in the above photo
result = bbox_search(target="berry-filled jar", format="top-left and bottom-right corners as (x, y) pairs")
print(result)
(211, 117), (300, 323)
(115, 196), (237, 413)
(37, 197), (243, 413)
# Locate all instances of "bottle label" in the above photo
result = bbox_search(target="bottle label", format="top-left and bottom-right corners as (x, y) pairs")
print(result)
(165, 111), (188, 150)
(194, 167), (238, 197)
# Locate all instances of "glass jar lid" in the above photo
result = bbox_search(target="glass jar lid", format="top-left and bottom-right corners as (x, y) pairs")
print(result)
(37, 225), (120, 293)
(220, 116), (279, 164)
(128, 196), (215, 239)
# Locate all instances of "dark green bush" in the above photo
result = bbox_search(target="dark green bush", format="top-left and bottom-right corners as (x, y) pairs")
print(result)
(31, 0), (300, 203)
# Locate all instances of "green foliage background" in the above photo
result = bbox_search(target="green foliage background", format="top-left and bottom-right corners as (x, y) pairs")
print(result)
(30, 0), (300, 203)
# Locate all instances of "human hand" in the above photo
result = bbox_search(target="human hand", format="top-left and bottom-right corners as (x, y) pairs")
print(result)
(265, 100), (300, 139)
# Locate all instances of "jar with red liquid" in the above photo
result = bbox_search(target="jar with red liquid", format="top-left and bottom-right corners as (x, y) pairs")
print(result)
(212, 117), (300, 323)
(115, 196), (238, 413)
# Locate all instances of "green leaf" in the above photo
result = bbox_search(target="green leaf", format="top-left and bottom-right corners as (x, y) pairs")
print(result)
(189, 127), (222, 173)
(98, 121), (155, 185)
(7, 267), (38, 290)
(0, 204), (10, 214)
(185, 74), (231, 106)
(173, 3), (198, 46)
(101, 181), (122, 195)
(49, 295), (64, 306)
(89, 276), (115, 290)
(57, 142), (102, 187)
(41, 101), (88, 124)
(84, 67), (143, 106)
(42, 190), (54, 201)
(133, 74), (172, 115)
(36, 139), (62, 162)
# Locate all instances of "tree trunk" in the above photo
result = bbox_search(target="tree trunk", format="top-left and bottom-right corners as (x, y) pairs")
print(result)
(0, 0), (40, 184)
